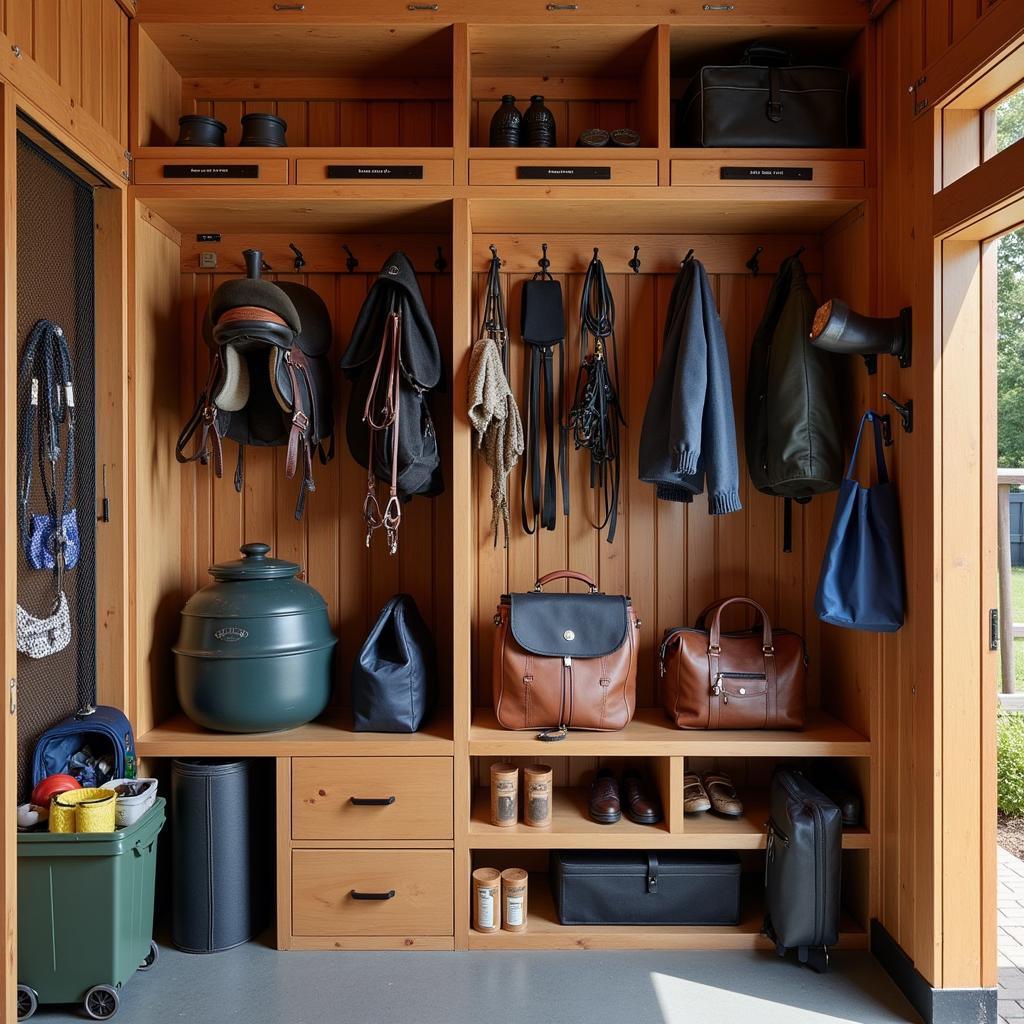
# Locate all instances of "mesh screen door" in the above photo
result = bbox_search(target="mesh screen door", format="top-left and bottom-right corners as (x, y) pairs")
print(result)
(15, 132), (97, 801)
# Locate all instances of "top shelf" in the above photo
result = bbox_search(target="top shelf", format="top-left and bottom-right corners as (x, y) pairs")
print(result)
(469, 707), (870, 757)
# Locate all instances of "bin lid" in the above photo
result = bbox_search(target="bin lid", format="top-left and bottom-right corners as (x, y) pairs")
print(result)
(17, 798), (165, 858)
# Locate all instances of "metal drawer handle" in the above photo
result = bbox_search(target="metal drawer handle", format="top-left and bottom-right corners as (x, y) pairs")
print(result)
(273, 3), (305, 9)
(547, 3), (578, 8)
(350, 796), (396, 806)
(351, 889), (396, 901)
(703, 3), (735, 9)
(408, 3), (439, 8)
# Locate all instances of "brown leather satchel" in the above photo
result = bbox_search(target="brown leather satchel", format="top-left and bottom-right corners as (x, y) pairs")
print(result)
(659, 597), (806, 730)
(493, 570), (639, 739)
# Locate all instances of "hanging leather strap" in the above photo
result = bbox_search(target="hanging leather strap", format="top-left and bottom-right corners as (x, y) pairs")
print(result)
(17, 319), (76, 604)
(569, 252), (624, 543)
(175, 352), (225, 478)
(362, 310), (403, 554)
(521, 344), (562, 534)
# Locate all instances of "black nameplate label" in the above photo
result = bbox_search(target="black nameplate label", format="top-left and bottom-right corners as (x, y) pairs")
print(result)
(517, 166), (612, 180)
(196, 233), (221, 243)
(327, 165), (424, 179)
(164, 164), (260, 179)
(720, 166), (813, 181)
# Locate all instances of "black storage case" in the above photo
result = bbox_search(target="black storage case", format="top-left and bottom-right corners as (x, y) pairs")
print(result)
(676, 47), (850, 148)
(550, 851), (741, 925)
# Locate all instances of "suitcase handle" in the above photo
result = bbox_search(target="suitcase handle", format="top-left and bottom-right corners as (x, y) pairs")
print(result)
(351, 889), (396, 901)
(350, 796), (396, 806)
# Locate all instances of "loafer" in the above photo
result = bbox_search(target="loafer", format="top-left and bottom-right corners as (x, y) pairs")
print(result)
(622, 771), (663, 825)
(702, 771), (743, 818)
(589, 769), (621, 824)
(683, 772), (711, 814)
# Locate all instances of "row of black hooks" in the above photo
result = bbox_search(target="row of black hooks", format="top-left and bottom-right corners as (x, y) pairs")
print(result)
(265, 242), (449, 274)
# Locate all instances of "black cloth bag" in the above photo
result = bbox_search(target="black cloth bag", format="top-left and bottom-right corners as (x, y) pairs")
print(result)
(352, 594), (436, 732)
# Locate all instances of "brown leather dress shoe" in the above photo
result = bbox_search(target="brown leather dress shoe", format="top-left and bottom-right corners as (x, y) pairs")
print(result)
(589, 769), (621, 824)
(622, 772), (663, 825)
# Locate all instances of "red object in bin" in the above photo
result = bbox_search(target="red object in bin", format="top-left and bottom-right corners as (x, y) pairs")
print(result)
(31, 774), (81, 808)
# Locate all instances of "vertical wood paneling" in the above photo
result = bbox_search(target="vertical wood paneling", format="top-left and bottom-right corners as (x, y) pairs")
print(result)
(469, 266), (840, 712)
(181, 262), (452, 708)
(32, 0), (60, 82)
(79, 1), (104, 126)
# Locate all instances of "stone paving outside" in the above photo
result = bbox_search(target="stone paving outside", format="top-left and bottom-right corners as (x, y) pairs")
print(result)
(999, 845), (1024, 1022)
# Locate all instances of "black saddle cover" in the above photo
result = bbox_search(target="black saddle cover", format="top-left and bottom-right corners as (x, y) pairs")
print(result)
(339, 252), (444, 498)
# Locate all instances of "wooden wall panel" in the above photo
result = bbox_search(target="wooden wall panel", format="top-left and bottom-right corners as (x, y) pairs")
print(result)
(131, 205), (183, 736)
(468, 263), (844, 715)
(178, 256), (454, 710)
(5, 0), (129, 149)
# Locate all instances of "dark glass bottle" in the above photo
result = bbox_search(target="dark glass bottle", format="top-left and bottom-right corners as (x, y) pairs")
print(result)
(523, 95), (557, 147)
(489, 95), (523, 147)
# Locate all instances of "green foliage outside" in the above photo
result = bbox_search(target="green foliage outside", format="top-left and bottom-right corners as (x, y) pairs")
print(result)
(999, 712), (1024, 814)
(997, 89), (1024, 467)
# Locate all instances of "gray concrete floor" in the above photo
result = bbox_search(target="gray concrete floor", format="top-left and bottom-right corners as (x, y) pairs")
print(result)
(27, 936), (919, 1024)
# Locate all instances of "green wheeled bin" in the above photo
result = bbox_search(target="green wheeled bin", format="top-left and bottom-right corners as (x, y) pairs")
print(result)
(16, 798), (166, 1021)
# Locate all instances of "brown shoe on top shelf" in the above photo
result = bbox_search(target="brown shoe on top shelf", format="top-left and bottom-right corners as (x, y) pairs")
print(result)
(683, 772), (712, 814)
(622, 771), (663, 825)
(702, 771), (744, 818)
(588, 768), (621, 825)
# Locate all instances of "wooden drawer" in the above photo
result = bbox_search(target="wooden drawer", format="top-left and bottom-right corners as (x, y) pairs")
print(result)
(133, 158), (290, 185)
(670, 159), (865, 188)
(295, 159), (453, 186)
(292, 756), (453, 840)
(292, 849), (453, 936)
(470, 159), (659, 186)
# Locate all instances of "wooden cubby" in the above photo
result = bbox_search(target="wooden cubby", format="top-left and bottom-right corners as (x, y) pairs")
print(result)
(133, 22), (455, 150)
(126, 3), (879, 955)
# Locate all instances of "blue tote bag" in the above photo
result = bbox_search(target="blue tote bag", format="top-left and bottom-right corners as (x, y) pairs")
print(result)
(814, 411), (905, 632)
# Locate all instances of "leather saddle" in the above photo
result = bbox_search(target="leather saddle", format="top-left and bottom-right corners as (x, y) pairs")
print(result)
(176, 249), (334, 519)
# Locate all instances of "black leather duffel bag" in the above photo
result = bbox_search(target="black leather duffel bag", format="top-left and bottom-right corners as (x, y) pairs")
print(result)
(676, 44), (850, 148)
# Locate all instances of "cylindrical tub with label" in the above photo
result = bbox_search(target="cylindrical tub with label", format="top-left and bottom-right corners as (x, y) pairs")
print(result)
(501, 868), (529, 932)
(472, 867), (502, 933)
(523, 764), (552, 828)
(489, 762), (519, 827)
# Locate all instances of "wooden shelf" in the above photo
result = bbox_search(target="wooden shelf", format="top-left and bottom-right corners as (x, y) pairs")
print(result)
(467, 875), (867, 950)
(136, 712), (454, 757)
(470, 707), (870, 758)
(469, 787), (870, 849)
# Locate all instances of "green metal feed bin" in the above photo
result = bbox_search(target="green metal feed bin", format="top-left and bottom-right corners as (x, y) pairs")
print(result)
(16, 799), (165, 1021)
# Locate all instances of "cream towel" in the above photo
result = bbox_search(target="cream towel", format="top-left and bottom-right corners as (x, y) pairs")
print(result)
(468, 336), (524, 546)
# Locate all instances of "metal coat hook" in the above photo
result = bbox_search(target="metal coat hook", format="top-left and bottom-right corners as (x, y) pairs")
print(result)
(434, 246), (447, 273)
(628, 245), (641, 274)
(260, 258), (272, 274)
(289, 242), (305, 272)
(881, 392), (913, 435)
(537, 242), (552, 279)
(681, 248), (695, 266)
(489, 243), (504, 267)
(746, 245), (764, 276)
(342, 244), (359, 274)
(791, 245), (806, 261)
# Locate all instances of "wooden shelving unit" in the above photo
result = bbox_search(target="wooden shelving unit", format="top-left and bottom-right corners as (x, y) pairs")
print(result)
(128, 3), (878, 955)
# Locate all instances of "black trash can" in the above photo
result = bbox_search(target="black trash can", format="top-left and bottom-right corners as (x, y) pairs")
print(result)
(171, 759), (268, 953)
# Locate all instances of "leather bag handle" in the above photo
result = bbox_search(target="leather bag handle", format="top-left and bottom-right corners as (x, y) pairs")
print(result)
(743, 43), (792, 66)
(707, 597), (774, 651)
(534, 569), (598, 593)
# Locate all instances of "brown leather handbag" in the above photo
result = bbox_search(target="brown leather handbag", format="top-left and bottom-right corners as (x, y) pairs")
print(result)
(493, 570), (639, 740)
(659, 597), (806, 730)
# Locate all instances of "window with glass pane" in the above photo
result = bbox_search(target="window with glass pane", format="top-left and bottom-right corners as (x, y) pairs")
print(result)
(994, 85), (1024, 154)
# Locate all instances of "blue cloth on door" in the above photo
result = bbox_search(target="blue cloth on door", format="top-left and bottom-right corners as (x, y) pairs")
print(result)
(814, 411), (905, 632)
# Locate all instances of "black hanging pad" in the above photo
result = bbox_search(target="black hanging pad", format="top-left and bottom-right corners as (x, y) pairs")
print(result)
(521, 279), (565, 345)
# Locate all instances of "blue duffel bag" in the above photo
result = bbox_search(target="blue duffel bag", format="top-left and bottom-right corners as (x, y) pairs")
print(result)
(32, 705), (136, 789)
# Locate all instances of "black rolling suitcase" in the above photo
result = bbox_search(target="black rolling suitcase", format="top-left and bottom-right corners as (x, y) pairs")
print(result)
(764, 768), (842, 972)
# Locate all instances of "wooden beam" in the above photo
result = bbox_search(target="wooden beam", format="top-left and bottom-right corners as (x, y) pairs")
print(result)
(934, 137), (1024, 237)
